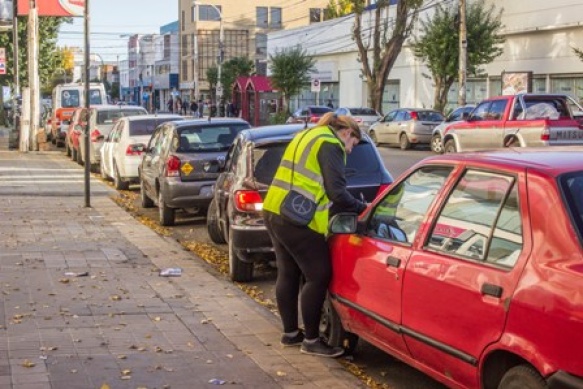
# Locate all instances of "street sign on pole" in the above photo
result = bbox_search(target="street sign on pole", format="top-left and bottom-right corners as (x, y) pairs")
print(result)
(0, 47), (6, 75)
(216, 84), (223, 98)
(311, 79), (321, 93)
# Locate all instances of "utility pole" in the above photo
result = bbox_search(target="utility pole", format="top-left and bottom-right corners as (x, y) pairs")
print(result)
(84, 0), (91, 208)
(12, 0), (19, 133)
(28, 0), (39, 151)
(458, 0), (467, 106)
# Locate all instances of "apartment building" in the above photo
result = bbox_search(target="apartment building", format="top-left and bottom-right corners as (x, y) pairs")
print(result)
(178, 0), (330, 101)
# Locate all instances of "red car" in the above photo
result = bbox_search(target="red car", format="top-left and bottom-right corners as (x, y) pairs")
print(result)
(323, 148), (583, 389)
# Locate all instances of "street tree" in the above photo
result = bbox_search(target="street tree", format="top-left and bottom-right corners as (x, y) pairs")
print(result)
(353, 0), (424, 114)
(206, 66), (218, 94)
(269, 46), (315, 114)
(221, 57), (254, 101)
(574, 47), (583, 62)
(324, 0), (354, 19)
(412, 3), (504, 112)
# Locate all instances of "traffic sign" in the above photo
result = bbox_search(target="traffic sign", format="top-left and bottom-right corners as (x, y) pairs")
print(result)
(216, 85), (224, 97)
(0, 62), (5, 75)
(311, 79), (321, 93)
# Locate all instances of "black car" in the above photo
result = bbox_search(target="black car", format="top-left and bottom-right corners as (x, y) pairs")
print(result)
(207, 124), (393, 282)
(286, 106), (333, 124)
(139, 118), (251, 226)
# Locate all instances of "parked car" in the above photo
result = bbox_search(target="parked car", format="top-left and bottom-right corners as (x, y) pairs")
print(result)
(368, 108), (445, 149)
(335, 107), (381, 131)
(206, 124), (393, 282)
(100, 114), (183, 189)
(78, 105), (148, 171)
(139, 118), (252, 226)
(323, 147), (583, 389)
(65, 107), (87, 164)
(430, 105), (475, 154)
(286, 106), (333, 124)
(443, 94), (583, 153)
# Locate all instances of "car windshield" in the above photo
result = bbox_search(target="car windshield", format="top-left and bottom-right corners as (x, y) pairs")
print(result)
(349, 108), (378, 116)
(560, 172), (583, 241)
(130, 119), (177, 136)
(61, 90), (80, 108)
(418, 111), (445, 121)
(97, 109), (146, 125)
(177, 123), (250, 152)
(253, 143), (287, 185)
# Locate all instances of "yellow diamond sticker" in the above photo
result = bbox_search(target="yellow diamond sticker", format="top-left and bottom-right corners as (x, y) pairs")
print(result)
(181, 162), (194, 175)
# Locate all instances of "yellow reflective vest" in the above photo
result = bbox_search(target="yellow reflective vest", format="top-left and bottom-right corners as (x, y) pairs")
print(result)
(263, 126), (345, 235)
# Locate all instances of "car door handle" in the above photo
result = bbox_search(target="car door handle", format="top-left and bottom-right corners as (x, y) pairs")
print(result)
(481, 283), (503, 298)
(385, 256), (401, 268)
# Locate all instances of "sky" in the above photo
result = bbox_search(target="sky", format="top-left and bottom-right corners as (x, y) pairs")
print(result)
(58, 0), (179, 63)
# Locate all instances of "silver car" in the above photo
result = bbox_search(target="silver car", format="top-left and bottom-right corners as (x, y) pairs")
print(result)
(335, 107), (381, 131)
(369, 109), (445, 150)
(431, 105), (475, 154)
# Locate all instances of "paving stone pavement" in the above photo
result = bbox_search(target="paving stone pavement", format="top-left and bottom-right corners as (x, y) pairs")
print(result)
(0, 151), (365, 389)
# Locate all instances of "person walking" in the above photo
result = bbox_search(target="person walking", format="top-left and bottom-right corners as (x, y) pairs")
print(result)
(175, 97), (183, 115)
(198, 99), (204, 118)
(326, 99), (334, 109)
(190, 100), (199, 117)
(263, 112), (367, 358)
(167, 97), (174, 113)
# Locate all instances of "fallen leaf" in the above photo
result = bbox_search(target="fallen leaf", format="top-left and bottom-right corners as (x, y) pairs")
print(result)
(121, 369), (131, 376)
(153, 317), (161, 322)
(120, 376), (131, 380)
(22, 360), (36, 368)
(100, 385), (111, 389)
(59, 278), (70, 284)
(70, 369), (78, 373)
(117, 355), (127, 360)
(110, 295), (121, 301)
(276, 371), (287, 377)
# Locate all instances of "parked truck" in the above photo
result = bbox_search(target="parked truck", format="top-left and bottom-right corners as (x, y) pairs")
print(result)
(442, 94), (583, 153)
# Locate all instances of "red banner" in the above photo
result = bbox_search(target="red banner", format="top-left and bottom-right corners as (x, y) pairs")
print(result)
(18, 0), (85, 17)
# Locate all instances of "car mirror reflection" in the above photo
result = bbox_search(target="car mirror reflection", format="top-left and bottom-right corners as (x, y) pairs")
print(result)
(329, 213), (358, 234)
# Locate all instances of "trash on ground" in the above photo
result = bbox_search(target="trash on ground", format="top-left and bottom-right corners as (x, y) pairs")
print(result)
(209, 379), (226, 385)
(159, 267), (182, 277)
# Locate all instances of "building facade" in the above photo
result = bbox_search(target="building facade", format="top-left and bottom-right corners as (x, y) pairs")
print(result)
(267, 0), (583, 114)
(153, 21), (180, 112)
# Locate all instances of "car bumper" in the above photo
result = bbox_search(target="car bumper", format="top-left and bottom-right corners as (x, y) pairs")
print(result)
(231, 223), (274, 263)
(548, 371), (583, 389)
(119, 157), (142, 181)
(409, 133), (432, 144)
(162, 178), (215, 209)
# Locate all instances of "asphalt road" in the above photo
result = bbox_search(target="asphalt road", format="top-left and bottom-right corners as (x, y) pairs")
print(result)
(99, 143), (446, 389)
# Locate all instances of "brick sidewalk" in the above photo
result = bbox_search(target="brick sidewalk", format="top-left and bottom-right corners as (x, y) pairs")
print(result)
(0, 151), (364, 389)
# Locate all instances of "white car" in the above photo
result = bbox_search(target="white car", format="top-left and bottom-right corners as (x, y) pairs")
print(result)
(430, 105), (475, 154)
(335, 107), (381, 131)
(100, 114), (183, 190)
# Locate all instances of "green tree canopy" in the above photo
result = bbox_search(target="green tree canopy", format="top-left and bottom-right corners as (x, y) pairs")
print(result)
(268, 46), (315, 114)
(221, 56), (254, 101)
(324, 0), (354, 19)
(574, 47), (583, 62)
(412, 3), (505, 112)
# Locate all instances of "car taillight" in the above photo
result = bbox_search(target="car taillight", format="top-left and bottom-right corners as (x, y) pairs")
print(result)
(234, 190), (263, 212)
(165, 155), (181, 177)
(410, 112), (419, 121)
(376, 183), (391, 198)
(126, 143), (146, 156)
(541, 125), (550, 141)
(90, 129), (101, 142)
(309, 115), (319, 123)
(354, 117), (363, 124)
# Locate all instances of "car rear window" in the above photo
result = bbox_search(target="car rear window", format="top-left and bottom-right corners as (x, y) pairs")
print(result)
(349, 108), (378, 116)
(97, 109), (146, 124)
(129, 119), (174, 136)
(520, 97), (571, 120)
(310, 107), (333, 114)
(560, 172), (583, 241)
(177, 123), (250, 152)
(253, 143), (287, 185)
(418, 111), (445, 122)
(61, 90), (80, 108)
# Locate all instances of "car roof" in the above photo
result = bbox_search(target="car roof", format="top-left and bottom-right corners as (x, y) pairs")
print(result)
(92, 105), (147, 111)
(173, 118), (250, 128)
(124, 114), (184, 122)
(240, 124), (306, 143)
(424, 147), (583, 177)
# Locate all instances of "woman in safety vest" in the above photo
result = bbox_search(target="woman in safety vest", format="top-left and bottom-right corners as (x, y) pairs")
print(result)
(263, 112), (367, 358)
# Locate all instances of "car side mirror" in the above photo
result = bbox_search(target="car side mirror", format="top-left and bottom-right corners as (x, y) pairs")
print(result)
(329, 213), (358, 234)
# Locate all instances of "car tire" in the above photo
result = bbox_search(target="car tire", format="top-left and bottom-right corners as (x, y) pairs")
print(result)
(498, 365), (546, 389)
(113, 163), (129, 191)
(51, 137), (56, 145)
(158, 191), (175, 226)
(320, 294), (359, 355)
(399, 133), (410, 150)
(207, 198), (226, 244)
(444, 139), (457, 153)
(369, 130), (379, 146)
(431, 134), (443, 154)
(140, 178), (154, 208)
(228, 227), (253, 282)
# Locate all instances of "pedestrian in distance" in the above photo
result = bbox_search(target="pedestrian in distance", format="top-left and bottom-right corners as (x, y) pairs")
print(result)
(190, 100), (199, 117)
(175, 97), (183, 116)
(263, 112), (367, 358)
(167, 97), (174, 113)
(327, 99), (334, 109)
(198, 99), (204, 118)
(182, 99), (188, 116)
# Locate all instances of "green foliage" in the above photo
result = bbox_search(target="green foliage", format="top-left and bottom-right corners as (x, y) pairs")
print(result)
(0, 16), (71, 93)
(412, 3), (504, 112)
(221, 57), (254, 100)
(324, 0), (354, 19)
(206, 66), (218, 89)
(268, 46), (315, 113)
(574, 47), (583, 62)
(269, 111), (288, 125)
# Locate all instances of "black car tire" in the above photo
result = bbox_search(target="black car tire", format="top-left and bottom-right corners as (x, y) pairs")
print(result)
(113, 163), (129, 191)
(399, 133), (411, 150)
(228, 227), (253, 282)
(158, 191), (175, 226)
(369, 130), (379, 146)
(444, 139), (457, 154)
(207, 199), (226, 244)
(498, 365), (546, 389)
(320, 294), (359, 354)
(140, 178), (154, 208)
(431, 134), (444, 154)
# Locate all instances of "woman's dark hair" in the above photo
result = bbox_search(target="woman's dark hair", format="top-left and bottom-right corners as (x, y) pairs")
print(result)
(317, 112), (361, 139)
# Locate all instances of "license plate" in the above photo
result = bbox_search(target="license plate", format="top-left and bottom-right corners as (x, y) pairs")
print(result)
(199, 185), (214, 197)
(555, 129), (583, 140)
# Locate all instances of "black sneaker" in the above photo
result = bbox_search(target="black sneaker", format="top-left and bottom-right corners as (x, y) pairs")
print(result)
(280, 330), (305, 347)
(300, 339), (344, 358)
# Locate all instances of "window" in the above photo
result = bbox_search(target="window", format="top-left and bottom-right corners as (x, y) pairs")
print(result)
(255, 33), (267, 56)
(270, 7), (282, 28)
(130, 119), (171, 136)
(560, 172), (583, 241)
(62, 90), (80, 108)
(181, 10), (185, 31)
(97, 109), (146, 125)
(310, 8), (322, 23)
(470, 101), (492, 121)
(199, 5), (221, 21)
(426, 170), (522, 268)
(89, 89), (103, 105)
(368, 167), (453, 243)
(487, 99), (507, 120)
(181, 34), (188, 56)
(182, 60), (188, 81)
(395, 111), (407, 121)
(256, 7), (268, 28)
(177, 123), (250, 152)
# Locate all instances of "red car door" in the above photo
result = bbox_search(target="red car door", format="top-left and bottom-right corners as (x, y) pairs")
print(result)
(330, 165), (455, 359)
(401, 167), (532, 388)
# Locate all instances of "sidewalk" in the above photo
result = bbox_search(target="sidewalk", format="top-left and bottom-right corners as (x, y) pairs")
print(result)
(0, 150), (363, 389)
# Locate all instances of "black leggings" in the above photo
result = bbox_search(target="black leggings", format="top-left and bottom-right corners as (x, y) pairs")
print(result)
(264, 211), (331, 340)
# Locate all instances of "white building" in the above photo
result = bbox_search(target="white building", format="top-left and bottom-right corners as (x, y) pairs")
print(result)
(267, 0), (583, 113)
